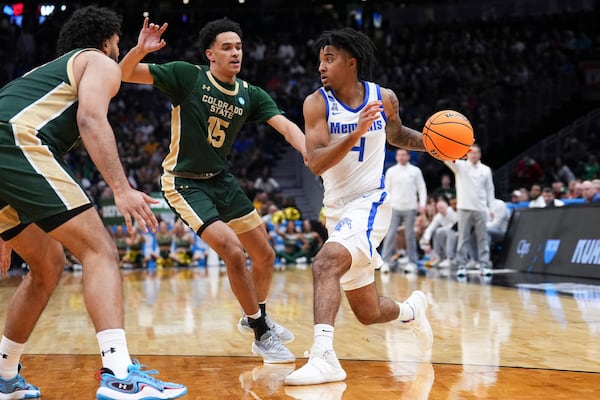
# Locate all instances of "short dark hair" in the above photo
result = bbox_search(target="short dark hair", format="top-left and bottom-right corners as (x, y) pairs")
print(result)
(56, 6), (122, 56)
(199, 18), (243, 53)
(313, 28), (376, 81)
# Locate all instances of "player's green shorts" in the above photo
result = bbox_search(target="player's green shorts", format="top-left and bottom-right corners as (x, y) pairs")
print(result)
(0, 123), (91, 238)
(161, 170), (262, 235)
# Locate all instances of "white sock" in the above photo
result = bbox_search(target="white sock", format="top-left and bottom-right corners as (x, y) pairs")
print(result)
(397, 301), (415, 322)
(314, 324), (334, 350)
(96, 329), (132, 379)
(247, 310), (261, 320)
(0, 336), (25, 379)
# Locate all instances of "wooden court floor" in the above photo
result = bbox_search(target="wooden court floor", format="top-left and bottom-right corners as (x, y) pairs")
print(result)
(1, 265), (599, 399)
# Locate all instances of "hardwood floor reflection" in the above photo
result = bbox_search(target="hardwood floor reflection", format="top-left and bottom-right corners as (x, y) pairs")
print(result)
(1, 264), (599, 399)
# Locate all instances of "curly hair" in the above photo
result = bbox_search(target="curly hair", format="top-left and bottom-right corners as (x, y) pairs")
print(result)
(198, 18), (243, 53)
(313, 28), (377, 81)
(56, 6), (122, 56)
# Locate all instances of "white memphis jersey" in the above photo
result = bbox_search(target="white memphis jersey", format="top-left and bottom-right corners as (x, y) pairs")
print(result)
(319, 81), (387, 207)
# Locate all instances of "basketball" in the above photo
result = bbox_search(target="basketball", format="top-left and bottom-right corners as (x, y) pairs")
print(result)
(422, 110), (474, 161)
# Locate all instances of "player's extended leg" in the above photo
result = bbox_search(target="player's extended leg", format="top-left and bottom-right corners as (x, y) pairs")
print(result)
(238, 225), (295, 344)
(50, 209), (125, 332)
(51, 208), (187, 400)
(312, 242), (350, 325)
(202, 221), (294, 363)
(238, 225), (274, 304)
(345, 283), (401, 324)
(201, 221), (259, 314)
(284, 242), (350, 385)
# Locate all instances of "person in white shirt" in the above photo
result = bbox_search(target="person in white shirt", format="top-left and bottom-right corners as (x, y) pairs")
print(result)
(444, 143), (495, 278)
(380, 149), (427, 273)
(487, 198), (510, 250)
(540, 186), (565, 207)
(528, 183), (545, 208)
(420, 197), (458, 268)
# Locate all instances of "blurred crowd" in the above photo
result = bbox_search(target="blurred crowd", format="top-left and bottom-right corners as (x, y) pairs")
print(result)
(2, 4), (600, 270)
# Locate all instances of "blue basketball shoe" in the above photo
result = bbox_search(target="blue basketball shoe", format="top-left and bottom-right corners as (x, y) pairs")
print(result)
(96, 360), (187, 400)
(0, 364), (40, 399)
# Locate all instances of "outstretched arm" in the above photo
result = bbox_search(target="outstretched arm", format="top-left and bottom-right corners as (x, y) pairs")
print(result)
(303, 91), (382, 176)
(383, 88), (425, 151)
(266, 114), (307, 161)
(120, 17), (168, 84)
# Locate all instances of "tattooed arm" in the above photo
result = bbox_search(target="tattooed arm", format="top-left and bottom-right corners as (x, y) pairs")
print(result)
(382, 87), (425, 151)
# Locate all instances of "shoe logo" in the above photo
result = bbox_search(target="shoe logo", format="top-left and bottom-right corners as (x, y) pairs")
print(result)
(110, 381), (134, 392)
(101, 347), (116, 357)
(0, 353), (7, 359)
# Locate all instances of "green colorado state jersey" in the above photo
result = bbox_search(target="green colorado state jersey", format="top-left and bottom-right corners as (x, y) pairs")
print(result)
(0, 49), (90, 154)
(149, 62), (282, 174)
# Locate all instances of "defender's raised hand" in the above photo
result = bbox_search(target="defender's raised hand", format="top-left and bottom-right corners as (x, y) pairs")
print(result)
(137, 17), (168, 54)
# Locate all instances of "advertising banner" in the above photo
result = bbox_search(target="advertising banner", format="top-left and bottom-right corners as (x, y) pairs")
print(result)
(100, 192), (174, 226)
(497, 205), (600, 278)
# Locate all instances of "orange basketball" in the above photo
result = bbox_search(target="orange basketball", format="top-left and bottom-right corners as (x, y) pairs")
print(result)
(422, 110), (474, 161)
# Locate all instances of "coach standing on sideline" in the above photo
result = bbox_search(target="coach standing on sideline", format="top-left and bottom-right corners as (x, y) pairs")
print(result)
(444, 143), (495, 278)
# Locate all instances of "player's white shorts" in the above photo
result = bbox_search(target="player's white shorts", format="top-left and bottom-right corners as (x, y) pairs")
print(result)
(324, 188), (391, 291)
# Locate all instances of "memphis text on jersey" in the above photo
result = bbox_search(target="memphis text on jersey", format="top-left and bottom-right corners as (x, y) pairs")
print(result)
(330, 120), (384, 134)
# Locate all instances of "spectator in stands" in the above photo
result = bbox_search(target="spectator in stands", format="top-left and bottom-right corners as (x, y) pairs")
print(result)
(510, 190), (523, 206)
(431, 173), (456, 202)
(420, 197), (458, 269)
(282, 196), (302, 222)
(254, 165), (281, 196)
(540, 186), (565, 207)
(444, 143), (495, 278)
(570, 180), (585, 199)
(551, 156), (576, 186)
(528, 183), (545, 208)
(581, 180), (600, 203)
(122, 225), (145, 269)
(146, 220), (174, 269)
(551, 181), (567, 199)
(111, 225), (128, 267)
(170, 218), (197, 267)
(580, 154), (600, 180)
(381, 149), (427, 273)
(487, 198), (510, 252)
(414, 195), (438, 246)
(120, 17), (305, 361)
(276, 220), (306, 265)
(517, 187), (530, 203)
(253, 191), (270, 214)
(516, 154), (544, 187)
(261, 203), (281, 228)
(299, 219), (323, 262)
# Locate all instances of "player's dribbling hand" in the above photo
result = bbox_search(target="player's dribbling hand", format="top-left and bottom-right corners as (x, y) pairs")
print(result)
(356, 101), (383, 136)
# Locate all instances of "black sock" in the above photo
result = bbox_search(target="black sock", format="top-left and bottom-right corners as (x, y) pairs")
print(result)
(259, 303), (266, 316)
(247, 314), (269, 340)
